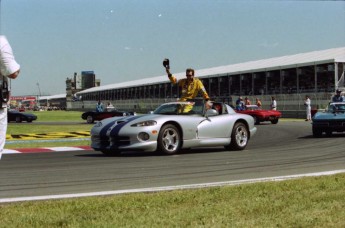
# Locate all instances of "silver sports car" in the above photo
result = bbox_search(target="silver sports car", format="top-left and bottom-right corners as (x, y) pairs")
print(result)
(90, 99), (257, 155)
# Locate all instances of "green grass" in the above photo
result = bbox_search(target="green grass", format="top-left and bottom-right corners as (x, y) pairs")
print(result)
(6, 111), (91, 149)
(7, 124), (91, 135)
(28, 110), (84, 122)
(1, 173), (344, 227)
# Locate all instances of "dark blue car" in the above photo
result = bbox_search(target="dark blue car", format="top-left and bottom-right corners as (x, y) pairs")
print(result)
(8, 110), (37, 123)
(312, 102), (345, 137)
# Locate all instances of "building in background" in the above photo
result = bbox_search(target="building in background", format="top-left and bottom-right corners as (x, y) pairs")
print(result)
(66, 71), (100, 109)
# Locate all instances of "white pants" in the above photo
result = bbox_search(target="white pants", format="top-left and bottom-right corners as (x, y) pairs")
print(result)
(306, 106), (311, 120)
(0, 108), (8, 160)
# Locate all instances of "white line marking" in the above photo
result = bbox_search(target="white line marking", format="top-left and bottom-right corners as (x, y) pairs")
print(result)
(1, 169), (345, 203)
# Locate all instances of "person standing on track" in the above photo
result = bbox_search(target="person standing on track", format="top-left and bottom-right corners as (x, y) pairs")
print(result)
(304, 95), (311, 121)
(0, 36), (20, 160)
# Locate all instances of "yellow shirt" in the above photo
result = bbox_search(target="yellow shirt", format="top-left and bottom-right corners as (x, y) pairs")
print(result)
(168, 76), (210, 101)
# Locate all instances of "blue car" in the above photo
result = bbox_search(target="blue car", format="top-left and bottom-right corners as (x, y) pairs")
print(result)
(312, 102), (345, 137)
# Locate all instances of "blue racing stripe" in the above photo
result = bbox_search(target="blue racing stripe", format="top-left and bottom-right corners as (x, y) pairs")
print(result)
(99, 120), (118, 138)
(109, 115), (143, 136)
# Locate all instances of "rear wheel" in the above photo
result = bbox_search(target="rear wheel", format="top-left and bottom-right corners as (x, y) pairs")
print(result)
(86, 115), (94, 124)
(225, 122), (248, 151)
(157, 124), (181, 155)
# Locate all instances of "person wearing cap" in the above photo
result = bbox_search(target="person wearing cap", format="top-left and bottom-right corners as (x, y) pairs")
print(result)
(332, 89), (344, 102)
(0, 36), (20, 160)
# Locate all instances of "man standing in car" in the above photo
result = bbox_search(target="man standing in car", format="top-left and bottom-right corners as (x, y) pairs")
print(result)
(163, 59), (210, 102)
(0, 36), (20, 160)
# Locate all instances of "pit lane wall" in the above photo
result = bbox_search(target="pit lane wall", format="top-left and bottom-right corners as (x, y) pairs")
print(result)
(68, 92), (333, 119)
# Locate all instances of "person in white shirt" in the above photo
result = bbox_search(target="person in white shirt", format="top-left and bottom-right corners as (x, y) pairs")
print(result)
(304, 95), (311, 121)
(0, 36), (20, 160)
(270, 96), (277, 110)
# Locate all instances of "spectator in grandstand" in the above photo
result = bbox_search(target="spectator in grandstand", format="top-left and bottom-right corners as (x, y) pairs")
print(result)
(332, 89), (344, 102)
(270, 96), (277, 110)
(235, 96), (245, 111)
(304, 95), (311, 121)
(0, 36), (20, 160)
(256, 98), (262, 109)
(96, 100), (104, 112)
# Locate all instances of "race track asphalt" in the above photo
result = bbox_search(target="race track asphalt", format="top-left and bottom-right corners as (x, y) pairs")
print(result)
(1, 120), (344, 200)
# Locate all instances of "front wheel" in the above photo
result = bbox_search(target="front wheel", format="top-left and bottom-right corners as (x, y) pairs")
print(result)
(86, 115), (94, 124)
(253, 116), (260, 125)
(271, 118), (279, 124)
(312, 127), (322, 137)
(225, 122), (248, 151)
(15, 116), (22, 123)
(157, 124), (181, 155)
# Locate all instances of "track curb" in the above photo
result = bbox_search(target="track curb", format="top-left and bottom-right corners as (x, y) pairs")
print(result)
(3, 146), (92, 154)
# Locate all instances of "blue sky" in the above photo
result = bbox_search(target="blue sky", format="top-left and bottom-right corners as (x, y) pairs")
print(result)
(2, 0), (345, 96)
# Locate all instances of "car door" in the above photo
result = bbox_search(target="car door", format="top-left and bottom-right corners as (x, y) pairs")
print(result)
(197, 114), (234, 138)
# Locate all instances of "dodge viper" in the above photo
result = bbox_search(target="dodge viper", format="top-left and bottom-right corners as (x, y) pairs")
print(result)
(90, 100), (257, 155)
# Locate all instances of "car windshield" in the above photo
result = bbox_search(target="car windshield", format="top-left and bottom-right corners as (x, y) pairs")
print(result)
(245, 105), (258, 110)
(153, 100), (204, 115)
(328, 103), (345, 113)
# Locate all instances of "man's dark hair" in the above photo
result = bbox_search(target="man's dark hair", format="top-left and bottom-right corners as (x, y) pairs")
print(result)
(186, 68), (194, 76)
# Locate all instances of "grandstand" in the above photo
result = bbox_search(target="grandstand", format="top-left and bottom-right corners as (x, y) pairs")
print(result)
(72, 47), (345, 117)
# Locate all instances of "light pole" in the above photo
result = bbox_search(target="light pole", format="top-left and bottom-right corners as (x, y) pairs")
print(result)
(36, 82), (41, 107)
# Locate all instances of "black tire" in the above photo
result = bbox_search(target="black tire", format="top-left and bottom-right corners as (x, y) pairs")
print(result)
(312, 127), (322, 137)
(86, 115), (94, 124)
(157, 124), (181, 155)
(15, 116), (22, 123)
(101, 149), (121, 156)
(27, 120), (33, 123)
(271, 118), (279, 124)
(253, 116), (260, 125)
(325, 130), (332, 137)
(225, 122), (248, 151)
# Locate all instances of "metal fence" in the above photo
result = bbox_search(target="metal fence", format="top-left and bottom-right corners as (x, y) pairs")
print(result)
(69, 92), (334, 118)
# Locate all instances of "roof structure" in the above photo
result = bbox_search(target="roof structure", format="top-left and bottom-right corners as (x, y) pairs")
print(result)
(77, 47), (345, 95)
(39, 94), (66, 100)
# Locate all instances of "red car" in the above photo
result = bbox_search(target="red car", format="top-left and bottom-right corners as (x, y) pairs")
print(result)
(236, 105), (282, 125)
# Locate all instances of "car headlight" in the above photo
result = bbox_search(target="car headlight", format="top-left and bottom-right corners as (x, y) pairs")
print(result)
(131, 120), (157, 127)
(94, 122), (103, 127)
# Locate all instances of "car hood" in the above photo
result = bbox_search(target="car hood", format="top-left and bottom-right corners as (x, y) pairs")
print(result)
(313, 112), (345, 120)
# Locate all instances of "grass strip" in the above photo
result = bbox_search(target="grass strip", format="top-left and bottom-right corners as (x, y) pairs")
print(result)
(1, 173), (344, 227)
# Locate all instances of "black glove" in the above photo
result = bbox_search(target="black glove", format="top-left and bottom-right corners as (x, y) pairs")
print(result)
(163, 58), (170, 69)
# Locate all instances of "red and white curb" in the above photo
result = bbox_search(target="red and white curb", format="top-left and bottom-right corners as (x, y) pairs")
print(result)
(3, 146), (92, 154)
